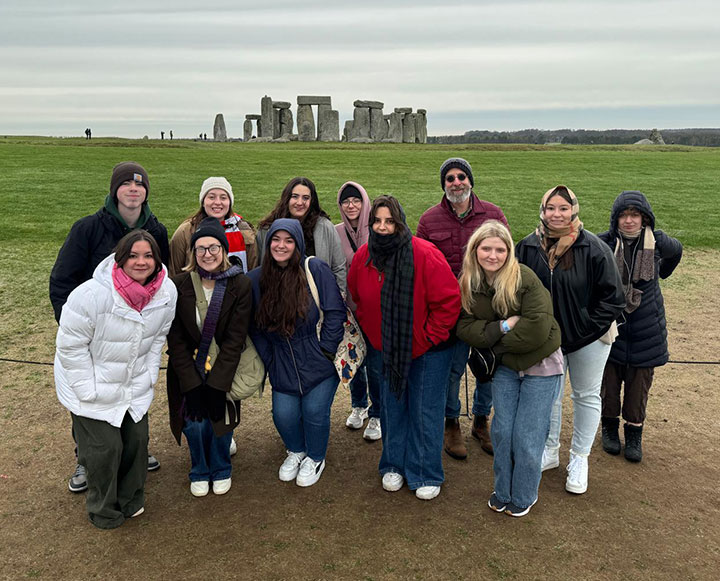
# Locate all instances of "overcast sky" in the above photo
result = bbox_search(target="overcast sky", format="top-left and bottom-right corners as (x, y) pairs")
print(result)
(1, 0), (718, 138)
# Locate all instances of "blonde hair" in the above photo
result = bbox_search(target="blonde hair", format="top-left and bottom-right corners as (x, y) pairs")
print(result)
(459, 220), (521, 317)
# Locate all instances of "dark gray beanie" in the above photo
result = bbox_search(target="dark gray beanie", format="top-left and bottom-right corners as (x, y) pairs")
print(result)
(190, 217), (229, 253)
(440, 157), (474, 189)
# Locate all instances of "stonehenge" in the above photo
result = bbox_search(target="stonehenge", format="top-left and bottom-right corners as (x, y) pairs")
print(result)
(234, 96), (429, 143)
(213, 113), (227, 142)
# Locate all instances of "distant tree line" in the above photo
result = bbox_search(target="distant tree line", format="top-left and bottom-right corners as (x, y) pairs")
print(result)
(429, 128), (720, 146)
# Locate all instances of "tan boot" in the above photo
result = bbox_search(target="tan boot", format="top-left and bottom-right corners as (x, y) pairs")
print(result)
(471, 414), (494, 456)
(443, 418), (467, 460)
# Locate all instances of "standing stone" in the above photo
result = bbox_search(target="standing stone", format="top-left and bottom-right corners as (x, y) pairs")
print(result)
(243, 119), (253, 142)
(260, 95), (273, 138)
(273, 108), (281, 139)
(387, 112), (403, 142)
(279, 108), (294, 136)
(370, 108), (387, 141)
(343, 120), (353, 142)
(213, 113), (227, 142)
(416, 109), (428, 143)
(318, 109), (340, 142)
(297, 104), (315, 141)
(317, 103), (331, 141)
(350, 106), (370, 139)
(649, 128), (665, 145)
(402, 113), (416, 143)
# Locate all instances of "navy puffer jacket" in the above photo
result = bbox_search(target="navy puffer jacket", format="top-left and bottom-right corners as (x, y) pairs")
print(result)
(598, 191), (682, 367)
(248, 218), (345, 395)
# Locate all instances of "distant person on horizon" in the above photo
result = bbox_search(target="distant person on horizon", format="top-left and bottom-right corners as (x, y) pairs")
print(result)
(170, 130), (173, 140)
(50, 161), (170, 494)
(161, 131), (165, 140)
(416, 157), (508, 461)
(597, 191), (682, 462)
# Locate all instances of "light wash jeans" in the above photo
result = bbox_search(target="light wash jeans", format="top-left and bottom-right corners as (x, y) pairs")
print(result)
(545, 338), (612, 456)
(491, 366), (562, 509)
(446, 339), (492, 418)
(367, 344), (452, 490)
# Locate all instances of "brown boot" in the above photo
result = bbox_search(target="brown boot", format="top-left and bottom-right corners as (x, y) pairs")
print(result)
(443, 418), (467, 460)
(471, 414), (494, 456)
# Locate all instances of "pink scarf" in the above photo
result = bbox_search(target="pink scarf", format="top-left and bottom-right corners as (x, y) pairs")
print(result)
(112, 263), (165, 312)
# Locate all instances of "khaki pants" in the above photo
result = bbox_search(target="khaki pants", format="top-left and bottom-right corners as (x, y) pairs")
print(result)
(72, 412), (148, 529)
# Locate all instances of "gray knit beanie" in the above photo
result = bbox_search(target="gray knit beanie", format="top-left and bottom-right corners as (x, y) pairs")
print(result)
(440, 157), (474, 189)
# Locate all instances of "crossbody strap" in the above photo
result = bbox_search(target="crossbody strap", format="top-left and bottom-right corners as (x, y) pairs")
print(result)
(303, 257), (323, 340)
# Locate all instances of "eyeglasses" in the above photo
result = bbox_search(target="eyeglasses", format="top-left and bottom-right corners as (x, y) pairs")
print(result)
(195, 244), (222, 256)
(445, 173), (467, 184)
(341, 198), (362, 207)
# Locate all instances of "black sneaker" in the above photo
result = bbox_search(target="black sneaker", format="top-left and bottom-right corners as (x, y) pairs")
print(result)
(68, 464), (88, 493)
(487, 492), (507, 512)
(504, 498), (537, 517)
(147, 454), (160, 472)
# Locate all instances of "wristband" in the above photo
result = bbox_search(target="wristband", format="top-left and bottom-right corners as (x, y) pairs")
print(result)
(501, 320), (511, 334)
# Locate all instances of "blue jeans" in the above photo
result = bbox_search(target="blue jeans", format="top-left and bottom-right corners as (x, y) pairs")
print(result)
(272, 374), (339, 462)
(348, 360), (381, 419)
(491, 365), (562, 509)
(182, 418), (233, 483)
(446, 339), (492, 418)
(546, 339), (612, 456)
(367, 344), (452, 490)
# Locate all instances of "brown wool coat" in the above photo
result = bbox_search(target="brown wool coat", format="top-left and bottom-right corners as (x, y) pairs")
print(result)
(166, 271), (253, 444)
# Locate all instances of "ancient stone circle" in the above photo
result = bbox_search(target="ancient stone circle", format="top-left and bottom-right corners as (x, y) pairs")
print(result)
(212, 96), (428, 143)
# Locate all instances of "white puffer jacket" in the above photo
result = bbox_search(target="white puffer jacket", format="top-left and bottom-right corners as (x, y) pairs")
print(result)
(55, 254), (177, 428)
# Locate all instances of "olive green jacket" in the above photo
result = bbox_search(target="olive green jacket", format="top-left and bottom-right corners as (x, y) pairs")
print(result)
(456, 264), (561, 371)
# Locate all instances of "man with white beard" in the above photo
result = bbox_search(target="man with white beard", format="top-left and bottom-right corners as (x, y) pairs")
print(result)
(416, 158), (508, 461)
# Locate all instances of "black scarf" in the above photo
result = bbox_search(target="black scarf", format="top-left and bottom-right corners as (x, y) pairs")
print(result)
(367, 228), (414, 398)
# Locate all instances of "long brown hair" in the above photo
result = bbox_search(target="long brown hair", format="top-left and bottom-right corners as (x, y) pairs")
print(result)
(370, 195), (408, 235)
(113, 230), (163, 285)
(258, 177), (330, 251)
(255, 232), (309, 337)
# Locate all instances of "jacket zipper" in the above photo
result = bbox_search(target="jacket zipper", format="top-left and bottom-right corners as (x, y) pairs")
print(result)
(286, 337), (304, 395)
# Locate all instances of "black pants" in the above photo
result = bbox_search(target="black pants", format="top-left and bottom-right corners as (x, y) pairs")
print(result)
(600, 363), (654, 424)
(72, 412), (148, 529)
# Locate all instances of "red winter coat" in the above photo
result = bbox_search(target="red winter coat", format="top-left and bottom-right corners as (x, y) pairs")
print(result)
(416, 193), (508, 277)
(347, 237), (461, 359)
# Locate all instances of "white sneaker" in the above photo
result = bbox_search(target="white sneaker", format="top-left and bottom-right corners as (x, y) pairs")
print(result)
(213, 477), (232, 495)
(190, 481), (210, 497)
(296, 457), (325, 487)
(382, 472), (404, 492)
(346, 406), (369, 429)
(363, 417), (382, 441)
(566, 451), (589, 494)
(279, 451), (307, 482)
(541, 446), (560, 471)
(229, 438), (237, 456)
(415, 485), (441, 500)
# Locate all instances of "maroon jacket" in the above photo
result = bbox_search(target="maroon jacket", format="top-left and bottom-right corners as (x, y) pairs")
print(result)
(416, 193), (508, 277)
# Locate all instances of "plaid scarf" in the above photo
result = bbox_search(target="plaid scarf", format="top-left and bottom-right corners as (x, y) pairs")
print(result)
(368, 228), (415, 398)
(194, 264), (243, 378)
(614, 226), (655, 313)
(535, 186), (583, 270)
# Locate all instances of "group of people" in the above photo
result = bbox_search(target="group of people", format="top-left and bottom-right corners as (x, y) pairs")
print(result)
(50, 157), (682, 529)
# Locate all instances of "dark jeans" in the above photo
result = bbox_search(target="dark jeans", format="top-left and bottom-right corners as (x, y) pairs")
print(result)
(348, 360), (381, 419)
(182, 418), (233, 483)
(601, 363), (655, 424)
(367, 344), (452, 490)
(72, 412), (148, 530)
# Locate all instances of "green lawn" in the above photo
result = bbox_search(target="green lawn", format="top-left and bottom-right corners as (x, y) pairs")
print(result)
(0, 137), (717, 353)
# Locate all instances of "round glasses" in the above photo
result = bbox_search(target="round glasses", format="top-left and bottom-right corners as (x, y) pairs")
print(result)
(341, 198), (362, 208)
(195, 244), (222, 256)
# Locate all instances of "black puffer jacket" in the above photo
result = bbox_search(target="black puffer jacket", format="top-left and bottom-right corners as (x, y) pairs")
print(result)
(49, 199), (170, 322)
(516, 229), (625, 354)
(597, 191), (682, 367)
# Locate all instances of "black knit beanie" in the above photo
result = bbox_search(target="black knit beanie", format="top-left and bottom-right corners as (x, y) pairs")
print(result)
(439, 157), (474, 189)
(191, 217), (229, 253)
(110, 162), (150, 200)
(339, 184), (362, 203)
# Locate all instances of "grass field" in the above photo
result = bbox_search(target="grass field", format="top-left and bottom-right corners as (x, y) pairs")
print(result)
(1, 138), (719, 580)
